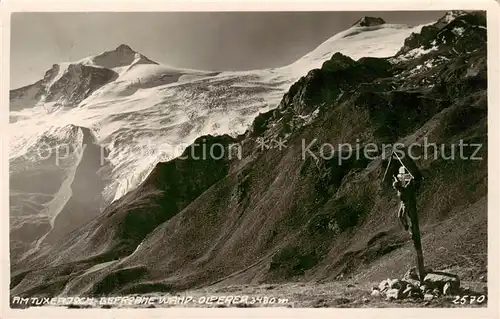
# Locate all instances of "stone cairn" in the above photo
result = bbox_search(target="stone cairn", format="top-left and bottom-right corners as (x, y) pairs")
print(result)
(371, 268), (461, 301)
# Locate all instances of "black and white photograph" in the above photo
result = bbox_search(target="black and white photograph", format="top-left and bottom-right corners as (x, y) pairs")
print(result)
(2, 4), (496, 314)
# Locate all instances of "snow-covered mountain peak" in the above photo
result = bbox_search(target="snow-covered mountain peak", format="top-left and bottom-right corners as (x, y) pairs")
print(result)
(352, 16), (386, 28)
(10, 45), (173, 111)
(79, 44), (158, 70)
(284, 22), (422, 79)
(115, 43), (135, 54)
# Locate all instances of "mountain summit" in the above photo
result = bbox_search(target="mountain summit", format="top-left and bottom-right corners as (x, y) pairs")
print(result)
(82, 44), (159, 69)
(10, 44), (163, 111)
(352, 16), (386, 27)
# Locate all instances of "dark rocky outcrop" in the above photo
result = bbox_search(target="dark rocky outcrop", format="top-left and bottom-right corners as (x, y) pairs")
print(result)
(277, 53), (392, 116)
(10, 63), (118, 111)
(396, 11), (485, 56)
(352, 17), (386, 28)
(44, 64), (118, 106)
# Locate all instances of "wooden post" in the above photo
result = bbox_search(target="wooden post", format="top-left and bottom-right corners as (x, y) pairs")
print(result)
(384, 149), (426, 282)
(409, 203), (426, 283)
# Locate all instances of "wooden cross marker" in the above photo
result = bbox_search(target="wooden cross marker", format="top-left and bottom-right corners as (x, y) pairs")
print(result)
(383, 150), (426, 283)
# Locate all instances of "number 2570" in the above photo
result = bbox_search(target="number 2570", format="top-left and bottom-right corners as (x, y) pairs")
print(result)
(452, 295), (486, 305)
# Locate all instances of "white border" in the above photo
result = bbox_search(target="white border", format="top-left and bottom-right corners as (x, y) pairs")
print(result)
(1, 0), (499, 318)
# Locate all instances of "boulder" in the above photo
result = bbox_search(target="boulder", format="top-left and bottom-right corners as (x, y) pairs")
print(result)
(401, 286), (413, 298)
(404, 279), (421, 288)
(424, 272), (460, 292)
(378, 279), (390, 292)
(443, 282), (452, 296)
(386, 288), (401, 300)
(424, 294), (434, 301)
(410, 289), (424, 299)
(389, 279), (406, 290)
(371, 288), (381, 297)
(432, 288), (441, 297)
(403, 267), (433, 281)
(403, 267), (419, 281)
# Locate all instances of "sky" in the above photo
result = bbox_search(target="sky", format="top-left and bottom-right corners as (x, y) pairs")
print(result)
(10, 11), (447, 89)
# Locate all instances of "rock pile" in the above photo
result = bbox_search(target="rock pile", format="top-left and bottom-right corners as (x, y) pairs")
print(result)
(371, 268), (461, 301)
